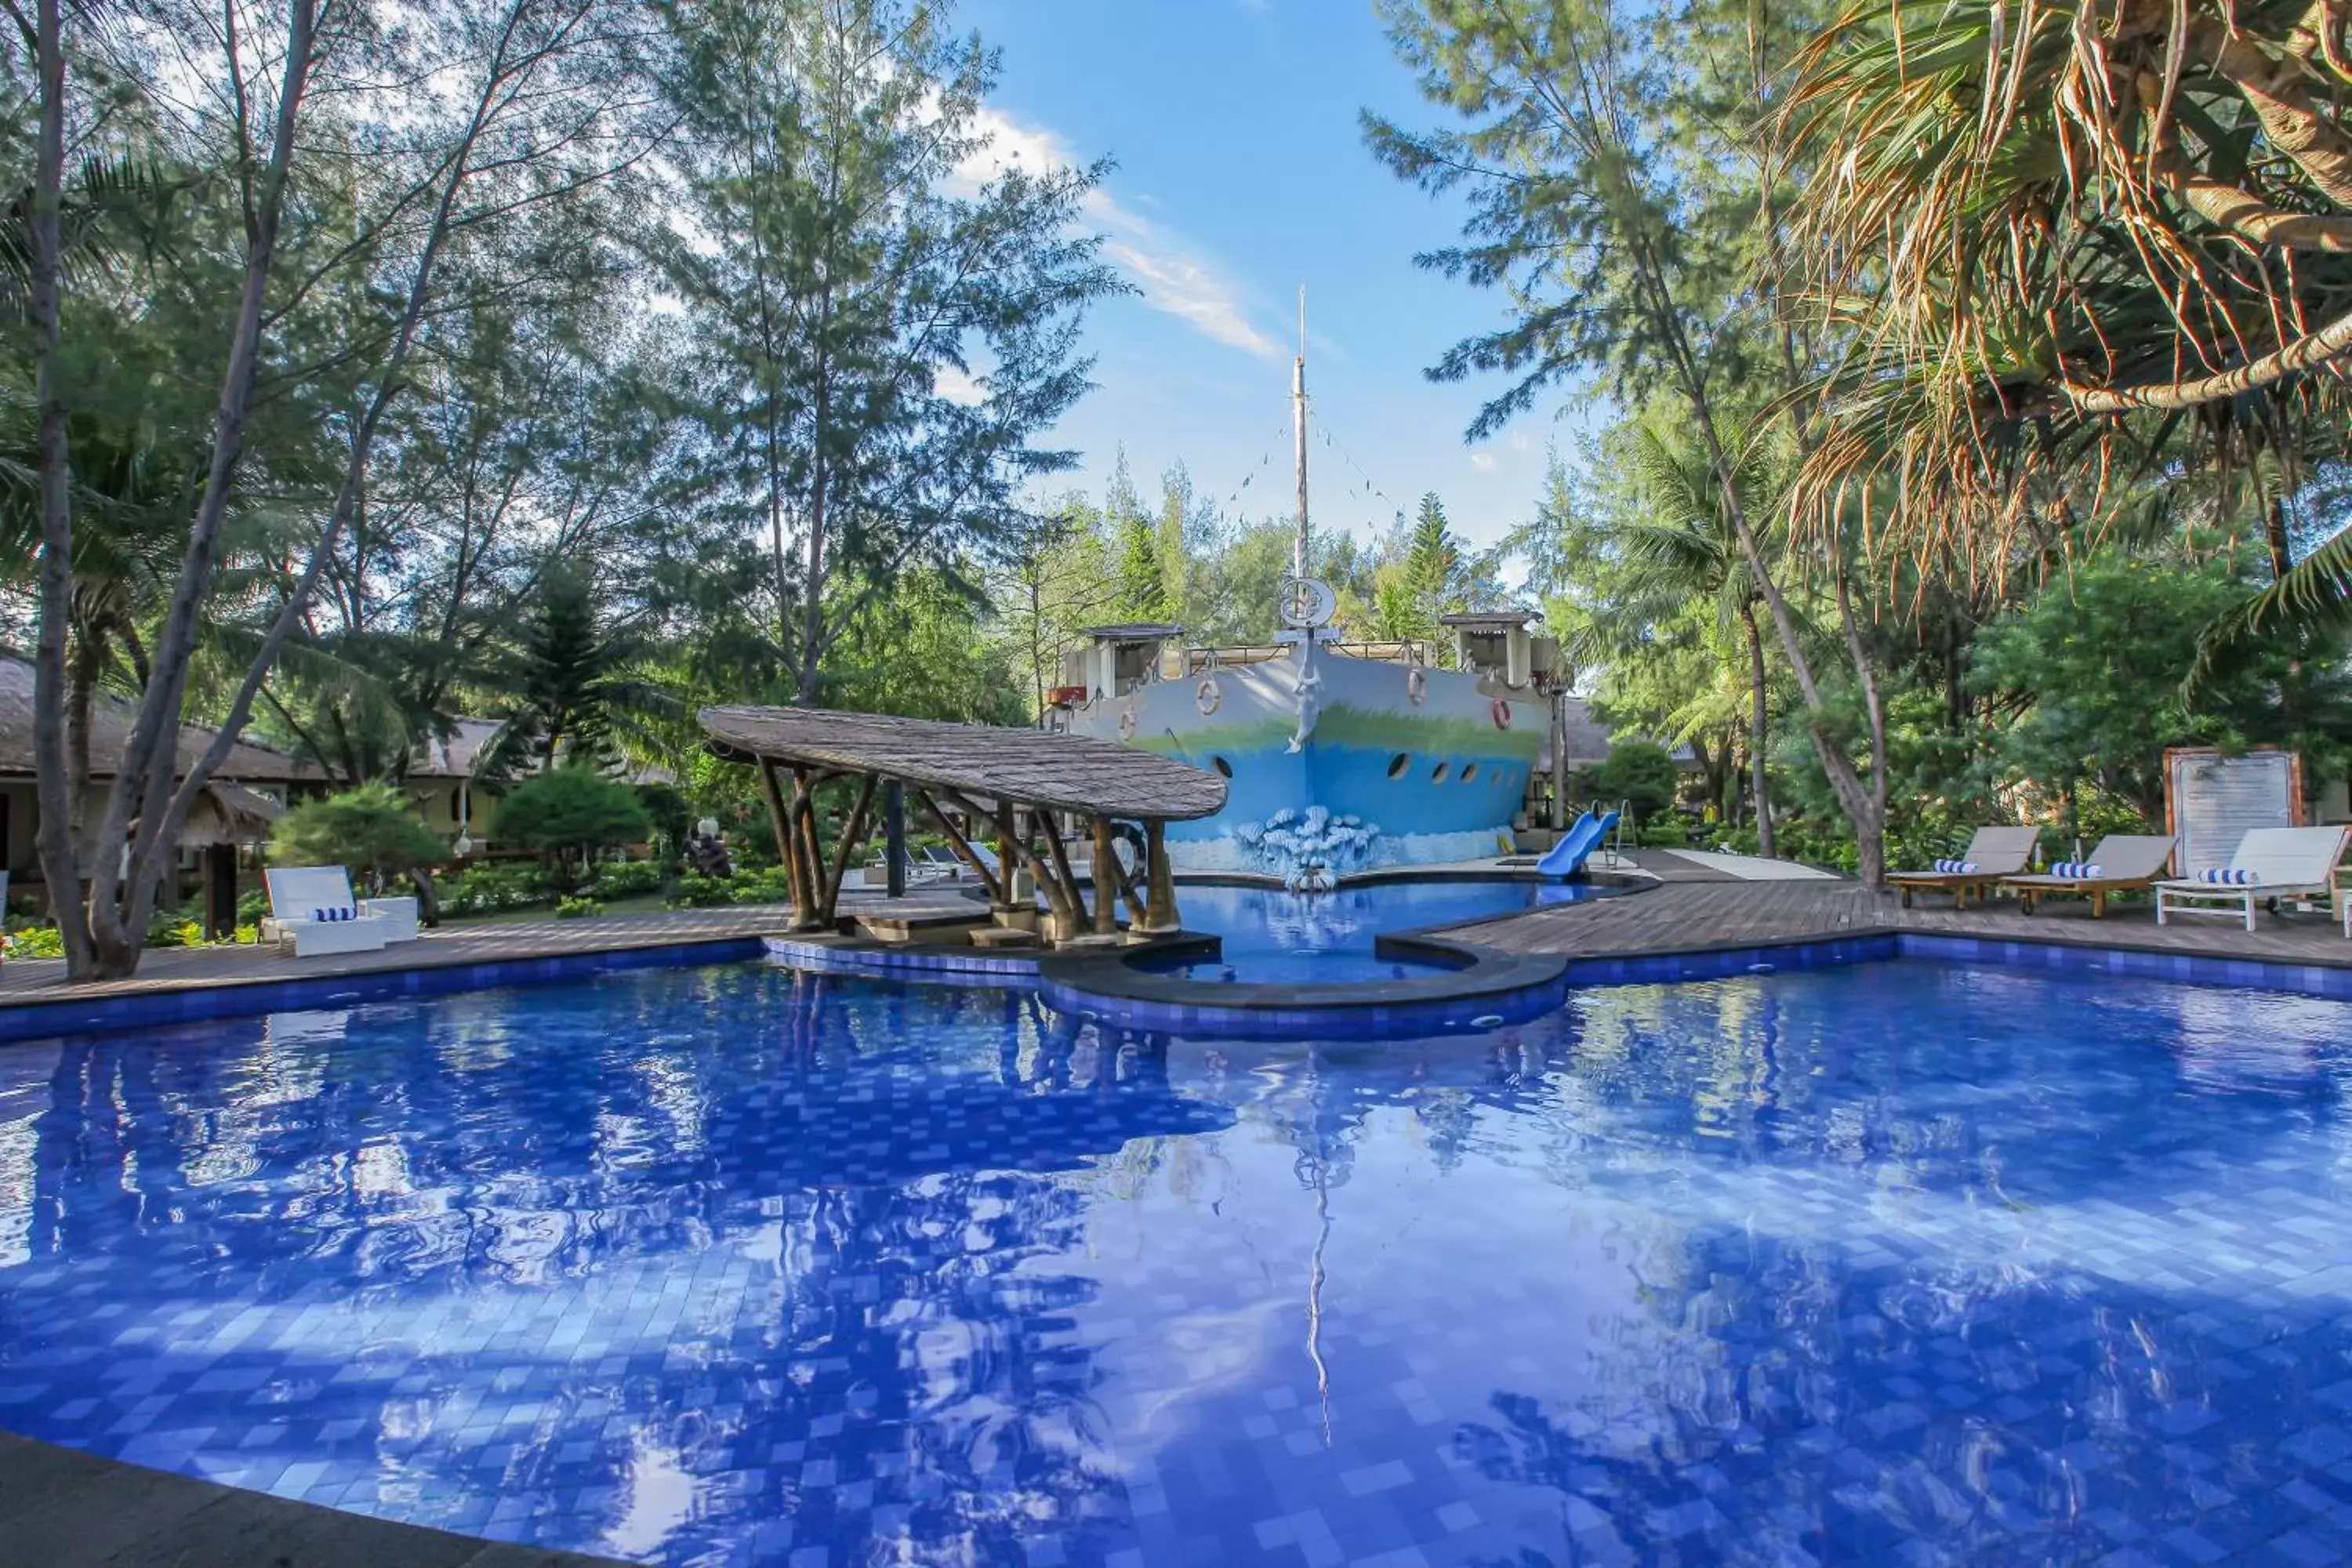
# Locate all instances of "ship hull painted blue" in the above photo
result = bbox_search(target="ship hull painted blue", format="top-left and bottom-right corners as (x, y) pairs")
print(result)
(1160, 742), (1526, 845)
(1069, 641), (1544, 872)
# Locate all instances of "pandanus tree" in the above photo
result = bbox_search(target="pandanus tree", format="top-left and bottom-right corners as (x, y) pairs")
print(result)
(1781, 0), (2352, 672)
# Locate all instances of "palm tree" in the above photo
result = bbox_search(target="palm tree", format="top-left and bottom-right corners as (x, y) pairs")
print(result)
(1624, 416), (1785, 856)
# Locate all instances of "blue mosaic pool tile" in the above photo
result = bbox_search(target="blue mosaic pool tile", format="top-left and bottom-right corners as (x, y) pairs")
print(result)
(20, 924), (2352, 1561)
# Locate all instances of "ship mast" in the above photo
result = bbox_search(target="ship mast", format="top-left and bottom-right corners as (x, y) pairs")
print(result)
(1291, 286), (1308, 582)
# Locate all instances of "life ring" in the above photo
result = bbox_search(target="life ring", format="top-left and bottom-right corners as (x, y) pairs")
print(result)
(1490, 698), (1512, 730)
(1406, 666), (1427, 706)
(1196, 677), (1222, 717)
(1116, 709), (1137, 739)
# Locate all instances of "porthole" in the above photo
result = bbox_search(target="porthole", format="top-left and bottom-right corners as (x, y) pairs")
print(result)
(1431, 760), (1451, 783)
(1461, 763), (1480, 783)
(1210, 755), (1233, 778)
(1386, 753), (1410, 779)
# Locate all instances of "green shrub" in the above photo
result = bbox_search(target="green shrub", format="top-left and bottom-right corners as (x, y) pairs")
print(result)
(270, 783), (445, 891)
(586, 860), (663, 901)
(667, 866), (795, 908)
(438, 862), (551, 917)
(2, 923), (65, 960)
(1635, 819), (1691, 848)
(1594, 741), (1680, 826)
(554, 895), (601, 919)
(491, 767), (652, 891)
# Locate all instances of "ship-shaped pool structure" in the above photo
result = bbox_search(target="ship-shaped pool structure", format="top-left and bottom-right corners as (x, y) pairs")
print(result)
(1051, 293), (1569, 887)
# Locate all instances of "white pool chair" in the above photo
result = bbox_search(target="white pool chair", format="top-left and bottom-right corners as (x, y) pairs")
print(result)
(2154, 826), (2352, 933)
(263, 866), (395, 957)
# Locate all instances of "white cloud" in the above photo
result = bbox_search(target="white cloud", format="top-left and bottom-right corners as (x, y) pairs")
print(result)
(1468, 449), (1497, 472)
(955, 106), (1282, 361)
(934, 363), (987, 406)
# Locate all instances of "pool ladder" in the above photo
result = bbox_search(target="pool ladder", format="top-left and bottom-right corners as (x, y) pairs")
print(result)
(1599, 800), (1630, 869)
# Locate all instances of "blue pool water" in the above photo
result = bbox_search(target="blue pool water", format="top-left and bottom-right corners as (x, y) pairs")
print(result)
(4, 960), (2352, 1563)
(1151, 879), (1599, 984)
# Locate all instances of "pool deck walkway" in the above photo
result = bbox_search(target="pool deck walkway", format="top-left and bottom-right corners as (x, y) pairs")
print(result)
(0, 1428), (624, 1566)
(1451, 849), (2352, 967)
(0, 890), (989, 1012)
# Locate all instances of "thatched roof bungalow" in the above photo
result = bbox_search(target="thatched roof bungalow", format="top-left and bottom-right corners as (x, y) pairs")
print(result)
(0, 654), (316, 904)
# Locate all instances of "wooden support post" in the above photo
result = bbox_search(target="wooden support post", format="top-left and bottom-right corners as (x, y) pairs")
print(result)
(916, 789), (1000, 902)
(791, 767), (828, 931)
(1141, 818), (1180, 932)
(1044, 818), (1087, 926)
(817, 772), (879, 926)
(884, 780), (906, 899)
(1091, 817), (1120, 935)
(1000, 803), (1076, 927)
(758, 760), (811, 923)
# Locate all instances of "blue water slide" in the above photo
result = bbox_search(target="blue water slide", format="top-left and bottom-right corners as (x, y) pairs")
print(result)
(1536, 810), (1619, 877)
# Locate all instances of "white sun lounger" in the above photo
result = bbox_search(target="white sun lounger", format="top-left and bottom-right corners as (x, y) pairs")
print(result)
(2153, 826), (2351, 933)
(263, 866), (396, 957)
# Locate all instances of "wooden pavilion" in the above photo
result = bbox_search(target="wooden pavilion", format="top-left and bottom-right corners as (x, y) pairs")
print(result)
(698, 706), (1228, 942)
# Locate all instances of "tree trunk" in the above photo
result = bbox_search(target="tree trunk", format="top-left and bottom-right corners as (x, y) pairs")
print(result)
(1740, 600), (1775, 858)
(72, 0), (321, 979)
(2265, 493), (2294, 583)
(410, 868), (441, 928)
(1835, 568), (1890, 887)
(25, 0), (94, 976)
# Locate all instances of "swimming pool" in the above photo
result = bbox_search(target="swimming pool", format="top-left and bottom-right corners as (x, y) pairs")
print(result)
(2, 959), (2350, 1563)
(1143, 878), (1599, 984)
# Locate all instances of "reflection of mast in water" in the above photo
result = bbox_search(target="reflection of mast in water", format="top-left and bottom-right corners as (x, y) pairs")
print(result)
(1256, 1052), (1359, 1449)
(1298, 1142), (1334, 1446)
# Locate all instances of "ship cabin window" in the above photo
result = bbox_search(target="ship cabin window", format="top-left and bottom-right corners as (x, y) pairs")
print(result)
(1386, 753), (1410, 779)
(1210, 755), (1233, 778)
(1461, 763), (1479, 783)
(1430, 760), (1451, 783)
(1111, 641), (1161, 694)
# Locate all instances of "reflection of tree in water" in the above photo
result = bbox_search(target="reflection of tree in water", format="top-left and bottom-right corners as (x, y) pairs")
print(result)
(1448, 1228), (2220, 1563)
(9, 968), (1232, 1563)
(1440, 973), (2350, 1566)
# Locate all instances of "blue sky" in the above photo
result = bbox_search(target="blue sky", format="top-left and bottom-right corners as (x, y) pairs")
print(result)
(956, 0), (1588, 554)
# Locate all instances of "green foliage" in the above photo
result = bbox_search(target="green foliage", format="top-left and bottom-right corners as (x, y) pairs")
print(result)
(669, 866), (797, 908)
(554, 895), (601, 920)
(1110, 454), (1174, 623)
(269, 784), (446, 887)
(1969, 547), (2352, 818)
(490, 767), (652, 891)
(1595, 740), (1681, 825)
(586, 861), (665, 901)
(438, 863), (553, 917)
(652, 0), (1122, 702)
(3, 924), (67, 960)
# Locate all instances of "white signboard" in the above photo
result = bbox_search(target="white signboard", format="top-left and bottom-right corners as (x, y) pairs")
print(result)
(2166, 749), (2299, 875)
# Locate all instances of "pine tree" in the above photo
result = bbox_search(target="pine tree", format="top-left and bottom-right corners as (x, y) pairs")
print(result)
(1406, 492), (1461, 625)
(1105, 452), (1171, 622)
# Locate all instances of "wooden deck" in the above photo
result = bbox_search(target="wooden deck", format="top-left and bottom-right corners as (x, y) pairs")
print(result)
(0, 889), (988, 1011)
(1454, 853), (2352, 967)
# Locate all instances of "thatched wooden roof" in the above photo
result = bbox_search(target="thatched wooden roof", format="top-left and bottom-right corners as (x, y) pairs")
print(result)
(0, 654), (314, 784)
(143, 782), (287, 847)
(699, 706), (1227, 821)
